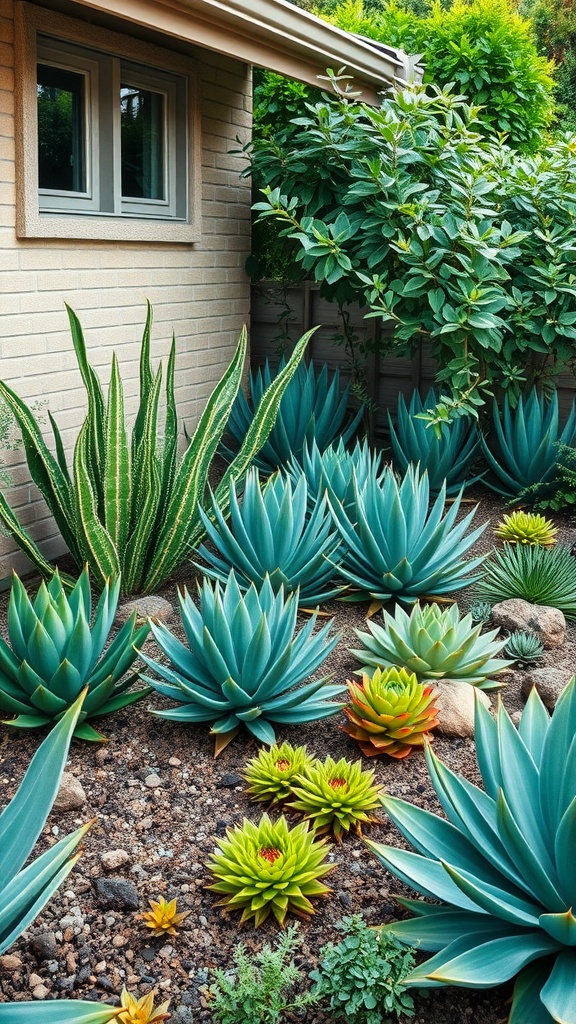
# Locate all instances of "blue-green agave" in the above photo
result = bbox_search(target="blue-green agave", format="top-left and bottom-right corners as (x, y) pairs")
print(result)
(287, 437), (386, 514)
(369, 678), (576, 1024)
(0, 692), (118, 1023)
(481, 389), (576, 498)
(141, 571), (344, 754)
(0, 566), (149, 740)
(329, 465), (486, 604)
(196, 469), (344, 606)
(388, 388), (481, 495)
(223, 358), (364, 473)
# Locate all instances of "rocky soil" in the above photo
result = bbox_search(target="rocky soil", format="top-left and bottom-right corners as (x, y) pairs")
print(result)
(0, 488), (575, 1023)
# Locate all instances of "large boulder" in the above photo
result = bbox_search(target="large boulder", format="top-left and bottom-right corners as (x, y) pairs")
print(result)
(491, 599), (565, 649)
(522, 667), (572, 709)
(435, 680), (491, 738)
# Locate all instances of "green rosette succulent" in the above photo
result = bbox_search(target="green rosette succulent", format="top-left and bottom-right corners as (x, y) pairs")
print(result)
(353, 602), (511, 690)
(469, 599), (492, 624)
(369, 678), (576, 1024)
(0, 567), (150, 740)
(206, 813), (333, 927)
(243, 742), (317, 805)
(343, 667), (439, 759)
(495, 510), (558, 547)
(287, 756), (383, 841)
(504, 630), (545, 664)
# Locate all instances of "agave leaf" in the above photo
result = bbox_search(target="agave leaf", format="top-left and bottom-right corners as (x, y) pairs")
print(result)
(555, 796), (576, 909)
(540, 678), (576, 839)
(540, 948), (576, 1023)
(407, 932), (561, 988)
(510, 963), (557, 1024)
(387, 908), (524, 952)
(1, 713), (51, 728)
(46, 660), (83, 705)
(440, 860), (542, 928)
(496, 791), (563, 910)
(518, 686), (550, 762)
(0, 1004), (117, 1023)
(90, 685), (152, 718)
(365, 841), (482, 912)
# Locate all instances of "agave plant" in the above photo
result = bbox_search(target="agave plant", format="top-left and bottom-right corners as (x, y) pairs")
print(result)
(476, 543), (576, 619)
(342, 666), (439, 759)
(388, 388), (481, 495)
(469, 599), (493, 624)
(196, 469), (344, 606)
(243, 742), (317, 805)
(141, 572), (344, 754)
(206, 813), (333, 926)
(329, 466), (486, 604)
(368, 679), (576, 1024)
(504, 630), (545, 664)
(222, 358), (364, 473)
(495, 510), (558, 546)
(0, 566), (149, 740)
(481, 388), (576, 499)
(287, 756), (383, 841)
(352, 602), (511, 690)
(287, 437), (386, 514)
(0, 304), (310, 594)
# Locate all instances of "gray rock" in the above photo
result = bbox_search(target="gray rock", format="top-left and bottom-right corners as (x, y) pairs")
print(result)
(216, 772), (242, 788)
(115, 595), (174, 626)
(100, 849), (130, 871)
(435, 680), (491, 738)
(522, 667), (572, 709)
(491, 599), (566, 649)
(53, 773), (87, 812)
(94, 877), (139, 910)
(29, 932), (59, 961)
(144, 774), (162, 789)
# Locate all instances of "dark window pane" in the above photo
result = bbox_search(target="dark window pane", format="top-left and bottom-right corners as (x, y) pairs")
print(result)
(37, 64), (86, 192)
(120, 85), (164, 200)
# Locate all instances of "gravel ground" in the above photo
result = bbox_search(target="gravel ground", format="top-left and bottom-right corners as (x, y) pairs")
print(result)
(0, 487), (575, 1023)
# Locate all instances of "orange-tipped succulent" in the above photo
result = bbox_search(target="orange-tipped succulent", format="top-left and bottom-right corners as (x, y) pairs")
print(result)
(115, 987), (171, 1023)
(139, 896), (191, 937)
(342, 666), (439, 759)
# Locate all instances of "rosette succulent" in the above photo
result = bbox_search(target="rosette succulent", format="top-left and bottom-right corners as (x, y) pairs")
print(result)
(206, 814), (333, 926)
(352, 602), (511, 690)
(495, 510), (558, 547)
(141, 572), (344, 754)
(329, 466), (486, 604)
(287, 438), (386, 514)
(504, 630), (545, 665)
(243, 742), (317, 805)
(196, 469), (344, 606)
(469, 600), (492, 625)
(369, 678), (576, 1024)
(288, 756), (383, 840)
(0, 567), (150, 740)
(342, 667), (439, 759)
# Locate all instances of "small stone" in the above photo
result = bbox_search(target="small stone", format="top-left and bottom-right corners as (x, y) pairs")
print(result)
(142, 948), (157, 962)
(32, 984), (50, 1000)
(510, 710), (522, 727)
(522, 668), (572, 709)
(435, 680), (491, 738)
(491, 599), (566, 649)
(144, 774), (161, 789)
(53, 773), (87, 812)
(95, 877), (139, 910)
(169, 757), (182, 767)
(101, 849), (130, 871)
(29, 973), (43, 988)
(0, 954), (22, 971)
(29, 932), (59, 961)
(95, 748), (110, 765)
(216, 773), (242, 788)
(112, 935), (127, 948)
(116, 596), (174, 626)
(337, 891), (352, 908)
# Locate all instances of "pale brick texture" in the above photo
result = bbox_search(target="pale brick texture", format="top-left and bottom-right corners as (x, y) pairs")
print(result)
(0, 0), (252, 580)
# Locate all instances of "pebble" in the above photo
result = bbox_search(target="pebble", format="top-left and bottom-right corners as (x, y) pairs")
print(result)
(216, 773), (242, 788)
(101, 849), (130, 871)
(337, 891), (353, 908)
(29, 974), (43, 988)
(0, 955), (22, 971)
(115, 595), (174, 625)
(32, 984), (50, 1000)
(169, 757), (182, 767)
(94, 877), (139, 910)
(53, 773), (87, 812)
(144, 775), (162, 789)
(29, 932), (59, 961)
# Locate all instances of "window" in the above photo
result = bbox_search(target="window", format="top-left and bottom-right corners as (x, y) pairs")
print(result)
(16, 3), (201, 242)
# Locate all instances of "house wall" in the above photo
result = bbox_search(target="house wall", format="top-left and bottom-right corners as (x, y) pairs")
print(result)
(0, 0), (252, 581)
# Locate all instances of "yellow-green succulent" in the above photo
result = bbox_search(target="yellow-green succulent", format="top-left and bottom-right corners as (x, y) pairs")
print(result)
(288, 756), (383, 841)
(243, 742), (317, 804)
(495, 510), (558, 546)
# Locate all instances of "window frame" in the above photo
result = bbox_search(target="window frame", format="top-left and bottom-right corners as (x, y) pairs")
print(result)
(15, 1), (202, 242)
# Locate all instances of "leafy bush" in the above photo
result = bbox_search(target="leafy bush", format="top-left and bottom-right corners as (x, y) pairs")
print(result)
(369, 678), (576, 1024)
(310, 914), (417, 1023)
(475, 543), (576, 617)
(522, 443), (576, 513)
(0, 305), (310, 593)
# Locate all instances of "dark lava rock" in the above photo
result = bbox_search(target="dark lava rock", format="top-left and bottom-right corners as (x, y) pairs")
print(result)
(142, 947), (157, 962)
(94, 877), (139, 910)
(216, 772), (242, 788)
(29, 931), (59, 961)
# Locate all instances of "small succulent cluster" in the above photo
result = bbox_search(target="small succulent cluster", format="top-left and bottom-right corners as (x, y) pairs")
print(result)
(342, 666), (439, 759)
(139, 896), (190, 937)
(115, 988), (171, 1024)
(504, 629), (545, 664)
(469, 599), (493, 624)
(495, 510), (558, 546)
(243, 742), (316, 804)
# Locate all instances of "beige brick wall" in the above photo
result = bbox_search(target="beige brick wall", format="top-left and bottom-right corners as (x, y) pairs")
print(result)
(0, 0), (252, 580)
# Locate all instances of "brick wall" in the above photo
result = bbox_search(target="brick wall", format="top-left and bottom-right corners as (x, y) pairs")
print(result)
(0, 0), (252, 580)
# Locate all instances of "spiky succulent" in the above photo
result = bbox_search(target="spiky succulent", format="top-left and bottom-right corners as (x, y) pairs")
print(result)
(352, 602), (511, 690)
(0, 567), (149, 740)
(139, 896), (190, 937)
(223, 358), (364, 473)
(329, 466), (486, 604)
(206, 814), (333, 926)
(196, 469), (344, 606)
(243, 742), (317, 805)
(495, 510), (558, 547)
(481, 388), (576, 499)
(141, 572), (344, 754)
(469, 599), (493, 624)
(369, 678), (576, 1024)
(115, 988), (171, 1024)
(287, 438), (386, 514)
(287, 757), (383, 840)
(504, 630), (545, 664)
(388, 388), (481, 495)
(342, 667), (439, 759)
(475, 543), (576, 619)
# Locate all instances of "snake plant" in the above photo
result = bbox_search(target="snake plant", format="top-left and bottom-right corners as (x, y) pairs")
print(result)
(388, 388), (481, 495)
(196, 469), (344, 606)
(0, 566), (149, 740)
(353, 602), (511, 690)
(330, 466), (486, 604)
(0, 305), (310, 593)
(287, 437), (386, 514)
(223, 358), (364, 473)
(481, 388), (576, 499)
(141, 571), (344, 754)
(475, 543), (576, 619)
(369, 678), (576, 1024)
